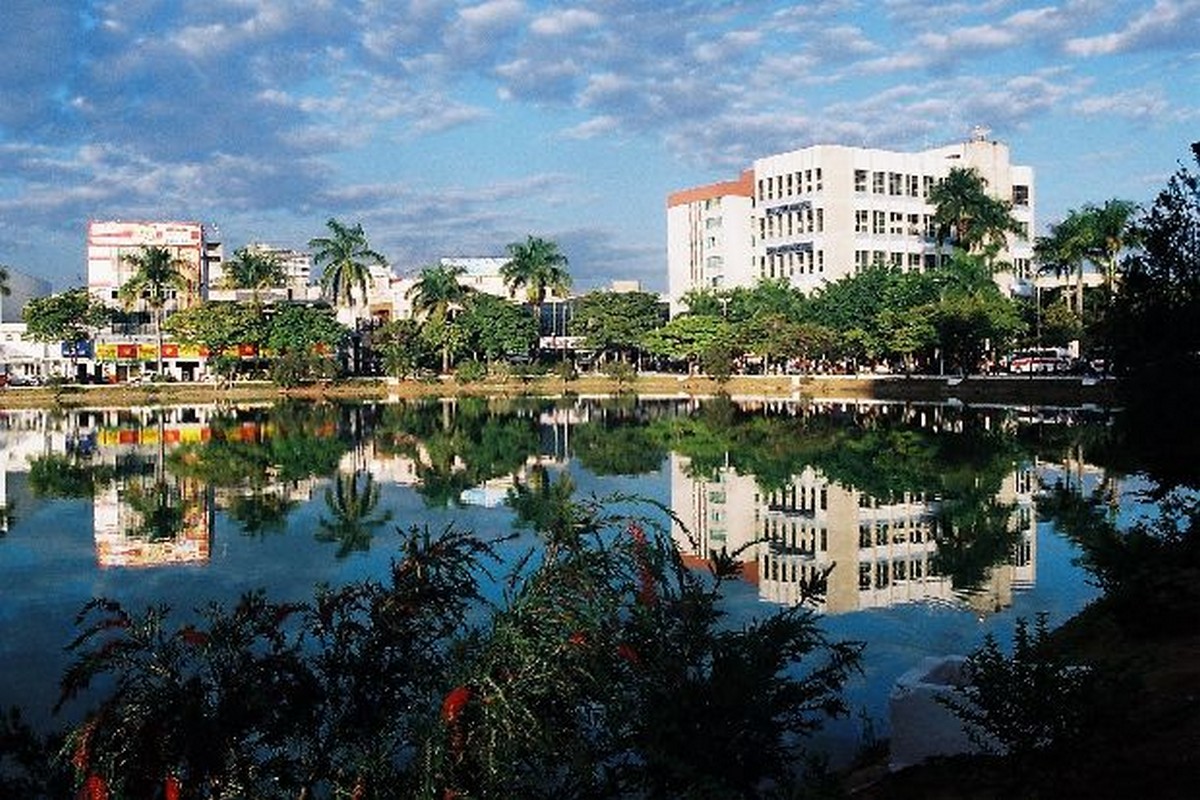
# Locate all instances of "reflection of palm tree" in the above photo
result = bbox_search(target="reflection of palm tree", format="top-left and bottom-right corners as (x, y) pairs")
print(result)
(123, 480), (185, 542)
(316, 471), (393, 558)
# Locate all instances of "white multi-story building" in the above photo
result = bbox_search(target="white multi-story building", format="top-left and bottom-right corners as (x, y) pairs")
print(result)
(208, 242), (322, 304)
(666, 170), (756, 315)
(86, 220), (223, 312)
(667, 133), (1036, 309)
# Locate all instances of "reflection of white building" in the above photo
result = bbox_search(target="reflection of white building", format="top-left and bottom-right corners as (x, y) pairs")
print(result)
(670, 447), (1038, 615)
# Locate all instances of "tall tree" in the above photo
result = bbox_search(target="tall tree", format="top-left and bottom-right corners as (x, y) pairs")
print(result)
(1035, 209), (1091, 315)
(571, 290), (665, 364)
(1105, 147), (1200, 374)
(119, 246), (188, 375)
(0, 264), (11, 301)
(221, 247), (286, 307)
(309, 219), (387, 308)
(1082, 199), (1140, 297)
(929, 167), (1020, 259)
(501, 236), (572, 330)
(458, 292), (538, 364)
(407, 263), (473, 373)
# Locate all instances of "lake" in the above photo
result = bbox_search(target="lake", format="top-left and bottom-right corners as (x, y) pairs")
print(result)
(0, 395), (1124, 760)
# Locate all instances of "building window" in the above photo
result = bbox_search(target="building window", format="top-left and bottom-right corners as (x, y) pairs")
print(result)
(855, 210), (869, 234)
(908, 253), (922, 270)
(907, 174), (919, 197)
(872, 211), (886, 234)
(816, 168), (822, 191)
(890, 252), (903, 268)
(888, 172), (902, 195)
(705, 216), (722, 229)
(889, 212), (904, 235)
(817, 250), (824, 272)
(1013, 185), (1030, 206)
(872, 250), (886, 267)
(873, 171), (885, 194)
(922, 175), (934, 198)
(816, 207), (824, 233)
(855, 169), (868, 193)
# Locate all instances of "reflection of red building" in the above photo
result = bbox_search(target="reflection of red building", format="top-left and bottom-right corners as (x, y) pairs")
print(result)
(95, 475), (213, 568)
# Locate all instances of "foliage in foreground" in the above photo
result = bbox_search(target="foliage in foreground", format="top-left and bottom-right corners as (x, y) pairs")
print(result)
(21, 494), (861, 799)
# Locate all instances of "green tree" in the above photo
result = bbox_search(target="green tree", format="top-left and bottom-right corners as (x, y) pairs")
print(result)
(1104, 147), (1200, 375)
(929, 167), (1021, 259)
(642, 315), (737, 375)
(1036, 208), (1092, 318)
(501, 236), (571, 338)
(119, 246), (188, 375)
(221, 247), (286, 307)
(266, 304), (347, 355)
(458, 292), (538, 364)
(163, 302), (267, 381)
(374, 318), (429, 378)
(571, 290), (664, 364)
(407, 263), (473, 373)
(22, 289), (113, 378)
(0, 264), (10, 301)
(309, 218), (387, 308)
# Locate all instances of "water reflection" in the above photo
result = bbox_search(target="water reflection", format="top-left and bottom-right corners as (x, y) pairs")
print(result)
(0, 398), (1104, 611)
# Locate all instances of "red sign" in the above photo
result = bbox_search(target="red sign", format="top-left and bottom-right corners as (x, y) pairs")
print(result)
(117, 344), (138, 360)
(161, 344), (180, 359)
(238, 344), (257, 358)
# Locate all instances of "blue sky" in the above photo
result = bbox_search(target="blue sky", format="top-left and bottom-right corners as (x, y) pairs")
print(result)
(1, 0), (1197, 292)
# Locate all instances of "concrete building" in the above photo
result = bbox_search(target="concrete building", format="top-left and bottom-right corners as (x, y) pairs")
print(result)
(667, 133), (1036, 310)
(666, 170), (756, 314)
(207, 242), (322, 304)
(86, 220), (223, 316)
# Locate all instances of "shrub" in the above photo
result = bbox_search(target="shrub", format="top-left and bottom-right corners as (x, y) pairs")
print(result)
(454, 359), (488, 384)
(51, 498), (861, 799)
(601, 360), (636, 388)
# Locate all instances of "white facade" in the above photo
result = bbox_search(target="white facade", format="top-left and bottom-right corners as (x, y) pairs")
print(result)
(86, 220), (223, 312)
(208, 242), (321, 304)
(666, 171), (756, 315)
(667, 136), (1036, 307)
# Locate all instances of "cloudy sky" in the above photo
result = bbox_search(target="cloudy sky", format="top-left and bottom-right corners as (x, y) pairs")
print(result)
(1, 0), (1197, 291)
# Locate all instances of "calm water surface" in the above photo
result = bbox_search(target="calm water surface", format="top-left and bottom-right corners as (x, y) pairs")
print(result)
(1, 396), (1124, 757)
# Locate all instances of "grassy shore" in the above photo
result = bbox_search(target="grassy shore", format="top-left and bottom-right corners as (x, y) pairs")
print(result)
(0, 373), (1118, 409)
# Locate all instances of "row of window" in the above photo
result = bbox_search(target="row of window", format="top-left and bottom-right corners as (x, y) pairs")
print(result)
(759, 168), (824, 201)
(854, 170), (936, 198)
(761, 206), (824, 239)
(763, 249), (824, 279)
(760, 519), (828, 555)
(765, 484), (829, 513)
(858, 521), (932, 549)
(855, 251), (941, 272)
(859, 558), (931, 590)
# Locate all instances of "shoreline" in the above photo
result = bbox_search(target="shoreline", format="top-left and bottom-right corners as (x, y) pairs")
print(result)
(0, 373), (1119, 409)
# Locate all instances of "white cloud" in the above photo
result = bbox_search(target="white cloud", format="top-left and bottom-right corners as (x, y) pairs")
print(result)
(530, 8), (602, 37)
(1066, 0), (1200, 56)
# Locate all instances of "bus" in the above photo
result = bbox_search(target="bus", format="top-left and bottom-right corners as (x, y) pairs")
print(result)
(1008, 348), (1072, 374)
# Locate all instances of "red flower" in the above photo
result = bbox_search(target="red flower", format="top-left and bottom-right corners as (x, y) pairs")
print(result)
(80, 773), (109, 800)
(617, 642), (640, 665)
(568, 630), (588, 647)
(164, 774), (181, 800)
(441, 685), (472, 725)
(628, 521), (647, 545)
(73, 718), (97, 772)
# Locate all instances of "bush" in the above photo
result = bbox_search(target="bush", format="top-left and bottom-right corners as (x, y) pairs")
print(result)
(601, 360), (636, 388)
(269, 351), (340, 388)
(50, 498), (861, 799)
(943, 614), (1106, 760)
(454, 359), (488, 384)
(553, 360), (578, 383)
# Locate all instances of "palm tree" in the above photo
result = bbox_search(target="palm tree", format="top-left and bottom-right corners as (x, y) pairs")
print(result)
(221, 247), (286, 307)
(316, 471), (393, 558)
(929, 168), (1020, 260)
(406, 263), (473, 373)
(501, 236), (572, 336)
(1082, 199), (1139, 297)
(119, 246), (188, 376)
(0, 264), (11, 300)
(309, 218), (387, 308)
